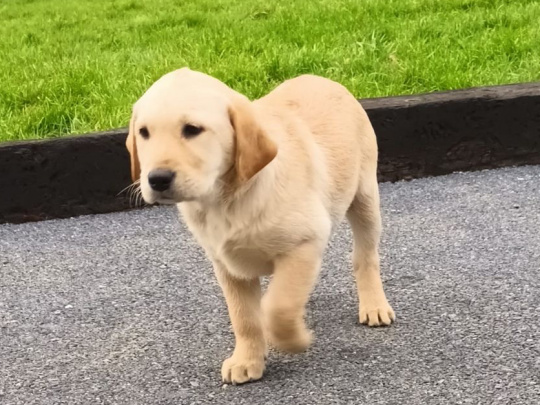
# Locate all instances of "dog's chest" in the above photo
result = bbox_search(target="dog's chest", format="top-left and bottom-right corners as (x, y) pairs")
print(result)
(180, 205), (275, 277)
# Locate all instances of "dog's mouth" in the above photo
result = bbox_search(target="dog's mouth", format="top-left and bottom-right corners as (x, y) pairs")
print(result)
(142, 174), (197, 205)
(152, 190), (195, 205)
(155, 197), (178, 205)
(142, 189), (181, 205)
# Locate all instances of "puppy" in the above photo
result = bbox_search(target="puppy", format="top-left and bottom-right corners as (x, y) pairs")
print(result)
(125, 68), (395, 384)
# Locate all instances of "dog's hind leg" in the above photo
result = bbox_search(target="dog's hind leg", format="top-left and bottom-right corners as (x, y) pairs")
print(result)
(346, 175), (395, 327)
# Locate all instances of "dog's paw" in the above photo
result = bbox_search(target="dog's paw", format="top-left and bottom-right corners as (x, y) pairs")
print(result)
(359, 298), (395, 327)
(221, 353), (265, 385)
(268, 326), (313, 354)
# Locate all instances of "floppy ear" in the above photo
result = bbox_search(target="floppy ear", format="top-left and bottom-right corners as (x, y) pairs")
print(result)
(229, 97), (277, 182)
(125, 111), (140, 182)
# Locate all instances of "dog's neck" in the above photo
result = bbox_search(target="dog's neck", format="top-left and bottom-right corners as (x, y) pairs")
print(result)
(192, 158), (278, 216)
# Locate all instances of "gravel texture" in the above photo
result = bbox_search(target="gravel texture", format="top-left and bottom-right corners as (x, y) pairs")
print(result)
(1, 165), (539, 404)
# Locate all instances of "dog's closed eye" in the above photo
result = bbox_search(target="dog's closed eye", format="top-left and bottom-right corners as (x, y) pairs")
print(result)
(183, 124), (204, 138)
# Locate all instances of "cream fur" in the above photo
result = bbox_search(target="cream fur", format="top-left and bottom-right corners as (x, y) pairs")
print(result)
(126, 68), (395, 385)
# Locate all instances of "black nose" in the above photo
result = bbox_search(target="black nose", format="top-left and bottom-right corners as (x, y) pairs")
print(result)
(148, 169), (175, 192)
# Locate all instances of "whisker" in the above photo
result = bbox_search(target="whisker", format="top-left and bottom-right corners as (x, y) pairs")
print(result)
(136, 189), (144, 207)
(128, 184), (140, 208)
(129, 189), (135, 208)
(121, 179), (143, 208)
(117, 179), (141, 197)
(117, 184), (132, 197)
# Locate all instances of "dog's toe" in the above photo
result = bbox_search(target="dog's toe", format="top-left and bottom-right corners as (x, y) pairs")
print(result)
(221, 354), (265, 385)
(359, 302), (395, 327)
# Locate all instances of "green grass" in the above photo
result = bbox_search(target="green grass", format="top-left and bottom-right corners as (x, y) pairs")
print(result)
(1, 0), (540, 142)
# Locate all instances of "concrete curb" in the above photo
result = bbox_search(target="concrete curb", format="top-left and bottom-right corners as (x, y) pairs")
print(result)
(2, 82), (540, 224)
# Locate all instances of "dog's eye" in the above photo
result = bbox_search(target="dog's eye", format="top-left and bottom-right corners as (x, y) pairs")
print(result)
(182, 124), (203, 138)
(139, 127), (150, 139)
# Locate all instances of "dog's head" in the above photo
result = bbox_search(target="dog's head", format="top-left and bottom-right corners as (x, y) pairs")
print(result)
(126, 68), (277, 205)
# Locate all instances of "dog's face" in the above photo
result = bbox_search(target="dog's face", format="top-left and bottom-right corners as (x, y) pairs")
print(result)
(126, 68), (277, 204)
(131, 75), (235, 204)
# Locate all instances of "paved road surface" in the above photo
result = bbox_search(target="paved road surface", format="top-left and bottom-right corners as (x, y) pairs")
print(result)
(1, 166), (540, 405)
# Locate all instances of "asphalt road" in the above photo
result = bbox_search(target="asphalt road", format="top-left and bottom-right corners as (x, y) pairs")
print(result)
(1, 166), (539, 405)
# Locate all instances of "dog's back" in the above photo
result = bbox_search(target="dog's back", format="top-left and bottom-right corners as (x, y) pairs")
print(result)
(256, 74), (378, 220)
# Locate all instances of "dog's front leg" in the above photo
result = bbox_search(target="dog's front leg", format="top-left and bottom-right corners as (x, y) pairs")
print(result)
(262, 242), (323, 353)
(213, 261), (266, 385)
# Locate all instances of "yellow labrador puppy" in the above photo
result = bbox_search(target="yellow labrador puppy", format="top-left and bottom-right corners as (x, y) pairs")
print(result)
(126, 68), (395, 384)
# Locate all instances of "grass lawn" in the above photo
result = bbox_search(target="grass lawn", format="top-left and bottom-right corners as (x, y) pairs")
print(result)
(1, 0), (539, 142)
